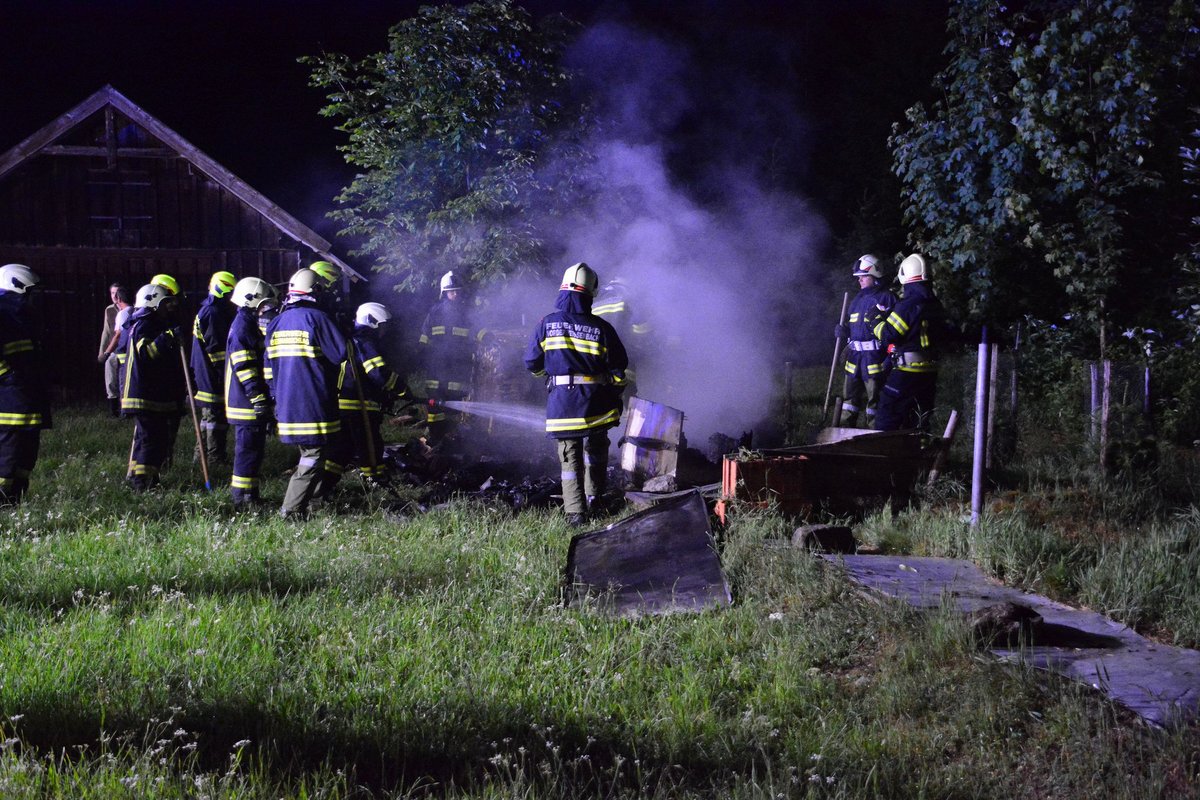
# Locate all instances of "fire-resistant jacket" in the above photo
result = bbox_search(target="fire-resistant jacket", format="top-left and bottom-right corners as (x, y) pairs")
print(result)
(524, 290), (628, 439)
(418, 296), (484, 394)
(190, 294), (235, 407)
(844, 284), (896, 379)
(121, 308), (185, 415)
(265, 296), (347, 445)
(225, 306), (272, 425)
(593, 280), (651, 354)
(873, 281), (944, 374)
(340, 326), (408, 413)
(0, 290), (51, 429)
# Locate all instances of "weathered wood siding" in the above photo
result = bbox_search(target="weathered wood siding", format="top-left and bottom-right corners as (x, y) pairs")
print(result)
(0, 151), (313, 403)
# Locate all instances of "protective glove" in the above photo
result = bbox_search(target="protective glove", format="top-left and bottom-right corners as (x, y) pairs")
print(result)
(252, 400), (274, 423)
(834, 323), (849, 340)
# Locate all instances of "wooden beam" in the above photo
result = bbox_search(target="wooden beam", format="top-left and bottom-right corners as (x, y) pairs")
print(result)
(41, 145), (177, 159)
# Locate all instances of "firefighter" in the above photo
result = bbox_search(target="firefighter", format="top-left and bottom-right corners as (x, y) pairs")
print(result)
(0, 264), (50, 507)
(836, 254), (896, 427)
(524, 263), (628, 526)
(190, 270), (237, 464)
(593, 276), (651, 403)
(339, 302), (411, 483)
(418, 270), (486, 447)
(266, 268), (349, 519)
(121, 283), (187, 491)
(873, 253), (945, 432)
(225, 277), (278, 509)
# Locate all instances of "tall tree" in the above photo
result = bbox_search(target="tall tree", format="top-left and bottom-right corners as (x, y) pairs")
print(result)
(892, 0), (1198, 350)
(305, 0), (593, 291)
(890, 0), (1039, 325)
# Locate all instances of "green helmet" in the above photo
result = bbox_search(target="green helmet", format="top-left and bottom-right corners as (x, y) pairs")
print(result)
(150, 273), (179, 296)
(308, 260), (341, 289)
(209, 270), (237, 298)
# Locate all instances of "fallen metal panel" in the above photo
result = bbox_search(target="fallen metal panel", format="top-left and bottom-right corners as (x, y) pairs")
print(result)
(823, 555), (1200, 727)
(564, 489), (731, 617)
(619, 397), (684, 482)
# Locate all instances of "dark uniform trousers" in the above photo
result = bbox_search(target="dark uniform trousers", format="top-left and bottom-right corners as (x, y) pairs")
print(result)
(0, 430), (39, 504)
(230, 423), (269, 504)
(875, 371), (938, 432)
(556, 432), (610, 514)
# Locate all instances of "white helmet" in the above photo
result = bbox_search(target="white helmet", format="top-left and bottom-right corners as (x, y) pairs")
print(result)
(288, 268), (322, 295)
(898, 253), (929, 284)
(560, 262), (599, 296)
(439, 270), (463, 294)
(852, 254), (882, 279)
(232, 277), (277, 309)
(135, 283), (172, 310)
(0, 263), (39, 294)
(355, 302), (392, 328)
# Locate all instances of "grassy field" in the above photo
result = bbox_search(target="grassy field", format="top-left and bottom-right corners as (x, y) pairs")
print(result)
(0, 398), (1197, 798)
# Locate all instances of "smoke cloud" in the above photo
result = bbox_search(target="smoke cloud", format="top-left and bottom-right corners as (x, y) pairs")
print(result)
(391, 15), (832, 447)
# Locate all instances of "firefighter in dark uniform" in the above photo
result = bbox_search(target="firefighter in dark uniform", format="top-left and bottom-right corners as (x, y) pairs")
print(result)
(266, 268), (349, 518)
(0, 264), (50, 507)
(225, 277), (278, 509)
(419, 270), (486, 446)
(190, 270), (237, 464)
(525, 263), (628, 526)
(339, 302), (411, 483)
(837, 254), (896, 427)
(873, 253), (944, 432)
(593, 276), (650, 404)
(122, 283), (187, 491)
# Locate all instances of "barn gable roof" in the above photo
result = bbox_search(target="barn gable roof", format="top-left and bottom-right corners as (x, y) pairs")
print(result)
(0, 84), (364, 281)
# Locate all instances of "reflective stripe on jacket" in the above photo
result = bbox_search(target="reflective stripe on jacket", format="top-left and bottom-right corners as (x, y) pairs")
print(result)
(122, 308), (185, 415)
(339, 326), (408, 412)
(0, 290), (50, 428)
(225, 307), (271, 424)
(524, 290), (628, 439)
(265, 297), (347, 444)
(418, 297), (483, 392)
(190, 294), (235, 407)
(873, 282), (943, 374)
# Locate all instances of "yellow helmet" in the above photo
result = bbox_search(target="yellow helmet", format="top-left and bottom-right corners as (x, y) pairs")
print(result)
(308, 260), (341, 289)
(560, 262), (598, 296)
(150, 273), (179, 296)
(209, 270), (237, 298)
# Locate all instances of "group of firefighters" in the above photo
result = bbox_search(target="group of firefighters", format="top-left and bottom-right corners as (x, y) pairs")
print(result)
(837, 252), (944, 433)
(0, 253), (943, 522)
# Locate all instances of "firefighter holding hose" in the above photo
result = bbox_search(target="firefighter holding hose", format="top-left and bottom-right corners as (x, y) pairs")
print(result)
(525, 263), (628, 527)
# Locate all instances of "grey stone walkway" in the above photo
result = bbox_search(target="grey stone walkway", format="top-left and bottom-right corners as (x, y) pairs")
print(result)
(823, 555), (1200, 727)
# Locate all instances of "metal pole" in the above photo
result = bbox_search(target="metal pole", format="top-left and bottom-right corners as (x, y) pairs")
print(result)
(823, 292), (851, 420)
(986, 342), (999, 469)
(970, 327), (990, 527)
(784, 360), (794, 442)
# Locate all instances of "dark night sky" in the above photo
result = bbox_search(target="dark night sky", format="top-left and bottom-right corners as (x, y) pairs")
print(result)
(0, 0), (948, 247)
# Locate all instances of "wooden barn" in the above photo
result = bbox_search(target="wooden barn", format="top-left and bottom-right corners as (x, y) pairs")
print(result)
(0, 85), (364, 403)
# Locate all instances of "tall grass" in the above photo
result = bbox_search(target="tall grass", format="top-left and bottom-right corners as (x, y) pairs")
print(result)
(0, 408), (1196, 797)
